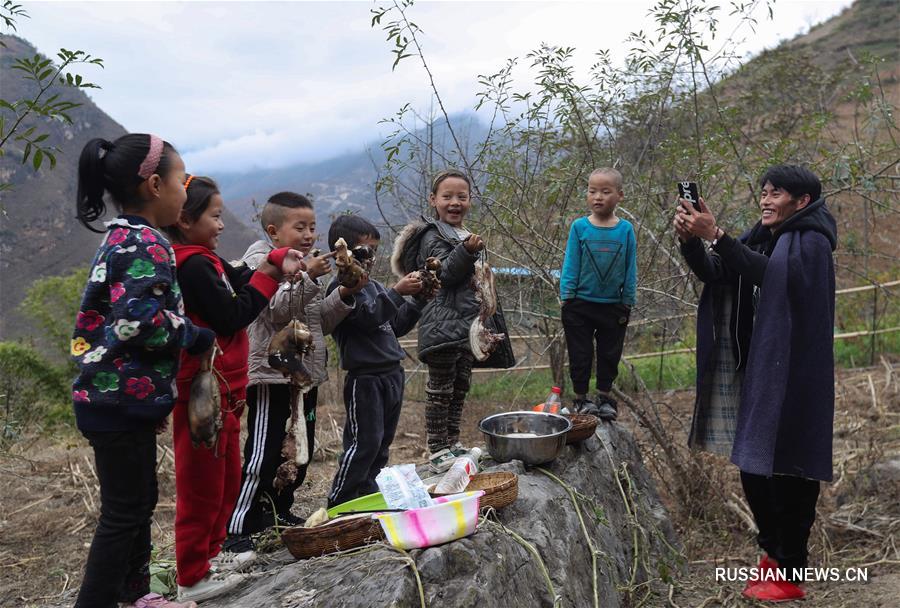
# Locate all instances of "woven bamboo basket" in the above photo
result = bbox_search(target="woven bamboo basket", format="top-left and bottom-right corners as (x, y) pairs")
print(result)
(281, 513), (385, 560)
(565, 413), (599, 444)
(430, 471), (518, 511)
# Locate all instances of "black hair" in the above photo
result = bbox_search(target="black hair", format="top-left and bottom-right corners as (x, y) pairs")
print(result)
(260, 191), (313, 231)
(76, 133), (178, 232)
(430, 168), (471, 195)
(328, 214), (381, 250)
(161, 175), (219, 243)
(759, 165), (821, 202)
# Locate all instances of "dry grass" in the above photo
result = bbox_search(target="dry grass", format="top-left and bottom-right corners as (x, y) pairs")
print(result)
(618, 356), (900, 607)
(0, 360), (897, 606)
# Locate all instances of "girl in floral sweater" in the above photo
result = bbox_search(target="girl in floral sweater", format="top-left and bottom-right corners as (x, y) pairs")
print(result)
(71, 134), (215, 608)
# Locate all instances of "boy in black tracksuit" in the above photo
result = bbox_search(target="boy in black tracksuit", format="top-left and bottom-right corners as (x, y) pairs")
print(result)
(325, 215), (427, 508)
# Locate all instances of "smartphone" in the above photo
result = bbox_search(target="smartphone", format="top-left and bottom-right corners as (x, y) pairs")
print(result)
(677, 181), (702, 212)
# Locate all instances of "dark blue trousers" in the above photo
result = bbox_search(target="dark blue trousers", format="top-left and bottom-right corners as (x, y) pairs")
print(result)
(327, 367), (404, 508)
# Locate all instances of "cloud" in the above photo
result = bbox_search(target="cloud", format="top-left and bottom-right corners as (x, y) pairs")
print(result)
(19, 0), (853, 173)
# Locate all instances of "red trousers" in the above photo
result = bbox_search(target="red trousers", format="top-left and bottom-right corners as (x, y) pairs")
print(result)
(173, 387), (244, 587)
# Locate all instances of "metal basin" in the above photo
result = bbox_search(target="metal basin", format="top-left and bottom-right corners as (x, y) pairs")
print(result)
(479, 411), (572, 465)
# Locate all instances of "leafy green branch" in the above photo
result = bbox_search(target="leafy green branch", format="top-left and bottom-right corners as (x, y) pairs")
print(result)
(0, 50), (104, 172)
(0, 5), (104, 191)
(0, 1), (26, 41)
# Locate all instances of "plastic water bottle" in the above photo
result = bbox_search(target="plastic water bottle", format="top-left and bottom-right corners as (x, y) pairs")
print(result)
(376, 464), (434, 509)
(433, 448), (483, 494)
(533, 386), (563, 414)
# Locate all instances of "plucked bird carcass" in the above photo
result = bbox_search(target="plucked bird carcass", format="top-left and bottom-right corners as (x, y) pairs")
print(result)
(267, 275), (317, 492)
(274, 383), (306, 492)
(469, 261), (506, 362)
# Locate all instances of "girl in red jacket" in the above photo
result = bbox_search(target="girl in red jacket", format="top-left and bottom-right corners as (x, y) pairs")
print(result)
(163, 175), (304, 603)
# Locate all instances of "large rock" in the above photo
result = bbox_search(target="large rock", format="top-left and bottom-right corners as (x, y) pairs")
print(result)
(203, 422), (681, 608)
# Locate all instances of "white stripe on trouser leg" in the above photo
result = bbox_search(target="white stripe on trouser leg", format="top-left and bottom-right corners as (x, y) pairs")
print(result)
(329, 379), (359, 503)
(230, 385), (269, 533)
(229, 384), (270, 534)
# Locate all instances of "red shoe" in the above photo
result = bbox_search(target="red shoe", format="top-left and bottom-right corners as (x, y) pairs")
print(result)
(741, 579), (805, 602)
(744, 555), (779, 590)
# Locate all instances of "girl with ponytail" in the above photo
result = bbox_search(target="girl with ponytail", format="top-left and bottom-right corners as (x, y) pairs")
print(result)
(71, 133), (215, 608)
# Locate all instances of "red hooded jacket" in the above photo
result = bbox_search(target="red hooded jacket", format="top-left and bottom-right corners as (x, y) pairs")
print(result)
(172, 245), (279, 399)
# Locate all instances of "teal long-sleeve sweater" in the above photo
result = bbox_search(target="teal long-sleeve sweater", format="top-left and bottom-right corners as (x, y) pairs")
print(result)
(559, 216), (637, 306)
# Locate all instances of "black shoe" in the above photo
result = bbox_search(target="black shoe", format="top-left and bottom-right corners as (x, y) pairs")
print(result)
(573, 397), (602, 416)
(594, 393), (618, 421)
(274, 512), (304, 528)
(223, 533), (255, 554)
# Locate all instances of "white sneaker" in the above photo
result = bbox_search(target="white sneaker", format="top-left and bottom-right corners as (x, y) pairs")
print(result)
(177, 571), (245, 602)
(210, 549), (258, 573)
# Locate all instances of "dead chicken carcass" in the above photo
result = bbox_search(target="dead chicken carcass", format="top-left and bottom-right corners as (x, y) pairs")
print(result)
(418, 256), (442, 300)
(274, 383), (305, 492)
(469, 261), (506, 362)
(268, 320), (313, 490)
(268, 319), (315, 388)
(267, 275), (316, 492)
(187, 348), (222, 448)
(333, 237), (373, 288)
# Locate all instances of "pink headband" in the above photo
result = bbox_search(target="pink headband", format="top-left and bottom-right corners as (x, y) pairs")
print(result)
(137, 134), (164, 180)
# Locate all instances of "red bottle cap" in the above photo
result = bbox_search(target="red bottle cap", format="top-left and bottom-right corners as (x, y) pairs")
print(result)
(551, 386), (561, 394)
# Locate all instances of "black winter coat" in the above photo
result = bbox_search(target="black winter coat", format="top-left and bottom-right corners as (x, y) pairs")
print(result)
(392, 216), (515, 367)
(682, 197), (837, 481)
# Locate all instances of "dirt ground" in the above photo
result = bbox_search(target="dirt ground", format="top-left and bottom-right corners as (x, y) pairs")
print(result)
(1, 362), (897, 607)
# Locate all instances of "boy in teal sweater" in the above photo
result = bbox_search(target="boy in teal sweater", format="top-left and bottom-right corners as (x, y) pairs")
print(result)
(560, 167), (637, 420)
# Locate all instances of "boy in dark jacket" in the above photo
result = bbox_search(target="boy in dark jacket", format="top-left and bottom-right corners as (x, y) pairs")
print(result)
(325, 215), (426, 508)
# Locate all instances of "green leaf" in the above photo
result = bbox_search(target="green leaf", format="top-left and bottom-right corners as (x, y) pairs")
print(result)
(32, 149), (43, 170)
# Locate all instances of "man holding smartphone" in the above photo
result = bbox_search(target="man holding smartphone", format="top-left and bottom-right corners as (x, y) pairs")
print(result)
(674, 165), (837, 602)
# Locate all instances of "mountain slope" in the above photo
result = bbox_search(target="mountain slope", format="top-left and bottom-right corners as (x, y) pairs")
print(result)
(786, 0), (898, 69)
(0, 35), (258, 338)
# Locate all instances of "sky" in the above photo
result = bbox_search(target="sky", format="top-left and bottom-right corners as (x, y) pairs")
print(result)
(17, 0), (854, 174)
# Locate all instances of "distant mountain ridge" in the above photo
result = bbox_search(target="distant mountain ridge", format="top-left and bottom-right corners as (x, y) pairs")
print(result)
(213, 113), (488, 242)
(1, 0), (895, 340)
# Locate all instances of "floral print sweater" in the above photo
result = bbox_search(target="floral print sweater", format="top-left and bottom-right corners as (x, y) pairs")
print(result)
(71, 216), (213, 432)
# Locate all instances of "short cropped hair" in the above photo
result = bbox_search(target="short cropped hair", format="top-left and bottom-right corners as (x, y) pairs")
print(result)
(328, 214), (381, 250)
(589, 167), (623, 189)
(758, 165), (821, 202)
(260, 191), (313, 231)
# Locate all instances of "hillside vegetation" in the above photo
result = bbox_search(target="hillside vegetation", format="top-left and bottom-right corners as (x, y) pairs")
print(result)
(0, 36), (258, 340)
